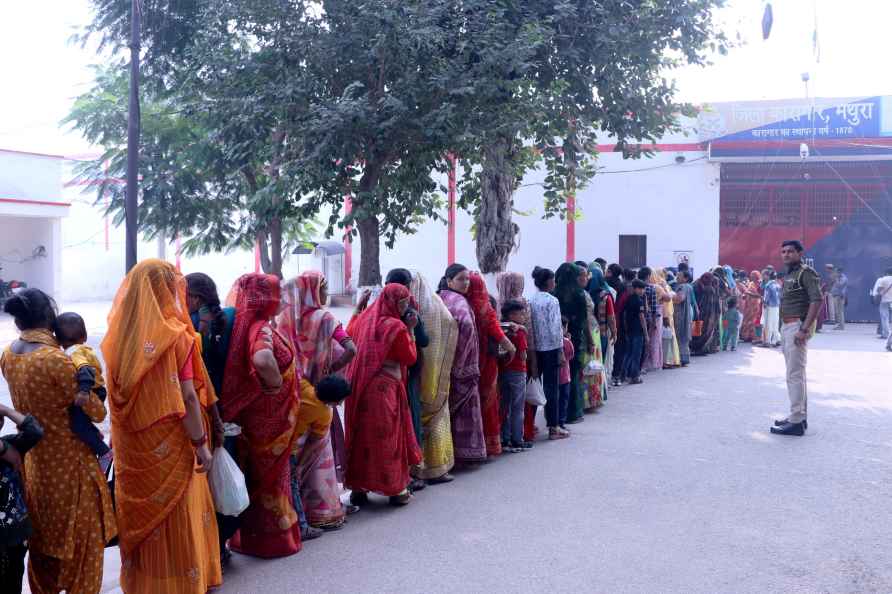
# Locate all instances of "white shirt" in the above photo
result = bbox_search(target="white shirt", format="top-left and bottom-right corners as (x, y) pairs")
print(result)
(873, 275), (892, 303)
(529, 290), (563, 351)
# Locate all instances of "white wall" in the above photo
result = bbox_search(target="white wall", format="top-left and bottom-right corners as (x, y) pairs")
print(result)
(362, 148), (720, 297)
(0, 216), (57, 295)
(57, 137), (720, 303)
(0, 149), (63, 203)
(1, 151), (67, 298)
(61, 175), (335, 301)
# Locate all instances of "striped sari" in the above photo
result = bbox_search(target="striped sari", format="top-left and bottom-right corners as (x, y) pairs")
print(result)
(410, 273), (459, 480)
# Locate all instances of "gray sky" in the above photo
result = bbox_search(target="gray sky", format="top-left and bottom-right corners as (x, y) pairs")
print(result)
(1, 0), (889, 156)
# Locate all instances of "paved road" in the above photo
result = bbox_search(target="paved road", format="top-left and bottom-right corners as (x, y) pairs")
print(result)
(3, 320), (892, 593)
(218, 324), (892, 594)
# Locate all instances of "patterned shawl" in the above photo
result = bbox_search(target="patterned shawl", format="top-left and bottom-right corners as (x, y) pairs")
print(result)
(102, 259), (215, 430)
(221, 273), (285, 421)
(410, 272), (459, 411)
(345, 283), (411, 400)
(438, 289), (480, 381)
(280, 271), (340, 385)
(468, 272), (500, 368)
(495, 271), (534, 350)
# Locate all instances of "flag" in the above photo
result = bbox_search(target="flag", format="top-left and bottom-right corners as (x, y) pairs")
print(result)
(762, 3), (774, 40)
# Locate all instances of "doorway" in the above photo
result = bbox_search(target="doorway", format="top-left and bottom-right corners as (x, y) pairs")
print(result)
(619, 235), (647, 269)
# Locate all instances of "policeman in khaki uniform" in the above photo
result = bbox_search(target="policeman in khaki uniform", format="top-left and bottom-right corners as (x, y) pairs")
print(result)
(771, 240), (823, 436)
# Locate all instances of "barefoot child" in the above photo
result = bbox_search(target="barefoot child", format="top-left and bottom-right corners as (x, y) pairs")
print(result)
(54, 312), (110, 457)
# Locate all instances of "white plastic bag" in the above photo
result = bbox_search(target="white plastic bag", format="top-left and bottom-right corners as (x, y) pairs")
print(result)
(524, 378), (547, 407)
(582, 359), (604, 376)
(209, 447), (250, 517)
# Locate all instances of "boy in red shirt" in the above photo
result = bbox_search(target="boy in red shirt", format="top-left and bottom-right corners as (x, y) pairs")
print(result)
(499, 301), (531, 452)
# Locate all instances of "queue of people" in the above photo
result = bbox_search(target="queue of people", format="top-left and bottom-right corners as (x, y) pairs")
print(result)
(0, 252), (824, 593)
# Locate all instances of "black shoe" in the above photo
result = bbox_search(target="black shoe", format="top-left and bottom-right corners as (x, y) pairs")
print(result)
(773, 418), (807, 430)
(408, 478), (427, 493)
(770, 421), (805, 436)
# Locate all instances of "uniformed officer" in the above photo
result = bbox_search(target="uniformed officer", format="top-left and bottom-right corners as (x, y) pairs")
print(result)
(771, 240), (823, 436)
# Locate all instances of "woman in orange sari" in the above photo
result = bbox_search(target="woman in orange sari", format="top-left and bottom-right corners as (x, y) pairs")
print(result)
(345, 283), (422, 506)
(221, 274), (302, 558)
(101, 259), (221, 594)
(467, 273), (514, 457)
(2, 288), (116, 594)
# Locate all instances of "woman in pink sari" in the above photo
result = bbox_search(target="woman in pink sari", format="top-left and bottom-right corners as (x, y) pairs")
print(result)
(279, 271), (356, 533)
(739, 271), (764, 343)
(437, 264), (487, 464)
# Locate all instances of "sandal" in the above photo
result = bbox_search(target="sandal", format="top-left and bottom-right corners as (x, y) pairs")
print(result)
(301, 525), (324, 541)
(318, 519), (346, 532)
(389, 490), (412, 507)
(344, 503), (361, 515)
(426, 473), (455, 485)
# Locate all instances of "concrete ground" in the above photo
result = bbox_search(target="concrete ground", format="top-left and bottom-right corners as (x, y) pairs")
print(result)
(2, 311), (891, 593)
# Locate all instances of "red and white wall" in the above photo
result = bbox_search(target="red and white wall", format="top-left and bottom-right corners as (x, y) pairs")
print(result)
(0, 149), (68, 298)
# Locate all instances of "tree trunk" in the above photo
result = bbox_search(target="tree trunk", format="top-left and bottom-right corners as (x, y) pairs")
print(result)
(354, 161), (384, 287)
(256, 229), (271, 276)
(269, 216), (283, 279)
(356, 216), (381, 287)
(477, 136), (518, 274)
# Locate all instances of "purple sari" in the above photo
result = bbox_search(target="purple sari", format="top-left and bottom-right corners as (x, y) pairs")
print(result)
(439, 289), (486, 462)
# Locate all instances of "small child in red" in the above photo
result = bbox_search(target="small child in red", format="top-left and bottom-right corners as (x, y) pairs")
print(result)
(498, 301), (531, 452)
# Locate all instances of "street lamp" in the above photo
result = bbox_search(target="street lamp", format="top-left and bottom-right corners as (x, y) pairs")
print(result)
(125, 0), (141, 272)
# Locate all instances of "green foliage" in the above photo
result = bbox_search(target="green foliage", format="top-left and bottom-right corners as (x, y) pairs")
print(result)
(63, 64), (317, 265)
(75, 0), (730, 280)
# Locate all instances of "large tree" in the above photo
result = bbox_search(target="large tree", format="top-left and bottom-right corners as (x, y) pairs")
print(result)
(76, 1), (322, 277)
(79, 0), (729, 283)
(456, 0), (729, 274)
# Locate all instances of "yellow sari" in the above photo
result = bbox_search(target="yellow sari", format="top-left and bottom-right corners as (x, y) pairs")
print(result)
(409, 272), (459, 480)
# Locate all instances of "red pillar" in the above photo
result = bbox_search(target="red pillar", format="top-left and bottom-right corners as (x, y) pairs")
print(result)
(175, 236), (182, 271)
(447, 154), (457, 265)
(566, 192), (576, 262)
(254, 241), (261, 273)
(344, 195), (353, 289)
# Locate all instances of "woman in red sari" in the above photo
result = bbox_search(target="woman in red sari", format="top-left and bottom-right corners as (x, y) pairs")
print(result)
(739, 270), (764, 343)
(345, 283), (422, 507)
(467, 273), (515, 457)
(221, 274), (302, 558)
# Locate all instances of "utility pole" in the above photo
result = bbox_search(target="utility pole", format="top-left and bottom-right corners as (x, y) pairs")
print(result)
(125, 0), (141, 272)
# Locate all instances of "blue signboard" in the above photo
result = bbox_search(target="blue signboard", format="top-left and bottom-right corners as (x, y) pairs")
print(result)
(715, 96), (881, 142)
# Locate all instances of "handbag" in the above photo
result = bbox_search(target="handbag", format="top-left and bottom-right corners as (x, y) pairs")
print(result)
(209, 447), (250, 517)
(692, 320), (704, 337)
(661, 326), (674, 340)
(582, 358), (604, 376)
(524, 378), (547, 407)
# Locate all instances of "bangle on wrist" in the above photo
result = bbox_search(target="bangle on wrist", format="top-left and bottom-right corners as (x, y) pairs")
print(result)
(190, 433), (207, 448)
